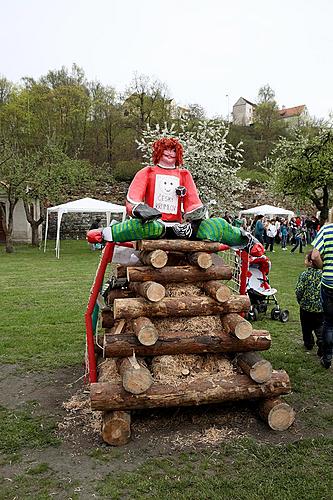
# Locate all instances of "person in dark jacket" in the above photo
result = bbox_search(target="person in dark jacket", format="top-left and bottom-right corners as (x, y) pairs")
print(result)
(295, 251), (323, 355)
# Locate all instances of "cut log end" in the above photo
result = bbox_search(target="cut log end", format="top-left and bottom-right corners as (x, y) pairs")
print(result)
(234, 320), (253, 340)
(101, 411), (131, 446)
(249, 360), (273, 384)
(146, 282), (165, 302)
(259, 398), (295, 431)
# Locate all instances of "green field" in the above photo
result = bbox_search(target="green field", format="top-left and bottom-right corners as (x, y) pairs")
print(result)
(0, 240), (332, 499)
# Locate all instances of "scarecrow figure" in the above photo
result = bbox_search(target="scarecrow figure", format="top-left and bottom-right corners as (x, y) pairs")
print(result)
(88, 138), (263, 255)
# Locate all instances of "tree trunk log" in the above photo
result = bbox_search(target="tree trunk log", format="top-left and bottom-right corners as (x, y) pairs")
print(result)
(101, 411), (131, 446)
(237, 352), (272, 383)
(137, 239), (223, 253)
(113, 295), (250, 321)
(91, 370), (291, 411)
(221, 313), (253, 340)
(128, 281), (165, 302)
(258, 398), (295, 431)
(126, 264), (232, 283)
(188, 252), (212, 269)
(139, 250), (168, 268)
(103, 329), (271, 357)
(118, 356), (153, 395)
(101, 309), (115, 329)
(106, 289), (134, 306)
(202, 281), (232, 303)
(132, 317), (159, 346)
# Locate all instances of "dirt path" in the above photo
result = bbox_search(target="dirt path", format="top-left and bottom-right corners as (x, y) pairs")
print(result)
(0, 363), (325, 498)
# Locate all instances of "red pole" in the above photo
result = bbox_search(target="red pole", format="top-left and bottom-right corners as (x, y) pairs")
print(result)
(85, 242), (115, 383)
(239, 250), (249, 295)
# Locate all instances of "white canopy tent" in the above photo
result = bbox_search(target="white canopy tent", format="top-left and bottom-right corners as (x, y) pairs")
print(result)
(239, 204), (295, 218)
(44, 197), (126, 258)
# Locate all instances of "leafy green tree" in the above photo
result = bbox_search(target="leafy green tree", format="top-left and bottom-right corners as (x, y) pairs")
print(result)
(254, 85), (287, 158)
(0, 141), (92, 250)
(267, 129), (333, 224)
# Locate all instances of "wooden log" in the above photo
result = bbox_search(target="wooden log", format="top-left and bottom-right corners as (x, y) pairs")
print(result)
(258, 398), (295, 431)
(126, 264), (232, 284)
(221, 313), (253, 340)
(188, 252), (212, 269)
(137, 239), (223, 253)
(202, 281), (232, 303)
(103, 329), (271, 357)
(237, 352), (272, 383)
(118, 355), (153, 395)
(139, 249), (168, 268)
(113, 295), (250, 320)
(129, 281), (165, 302)
(90, 370), (291, 411)
(106, 289), (134, 306)
(101, 411), (131, 446)
(102, 309), (115, 329)
(132, 317), (159, 346)
(98, 358), (121, 383)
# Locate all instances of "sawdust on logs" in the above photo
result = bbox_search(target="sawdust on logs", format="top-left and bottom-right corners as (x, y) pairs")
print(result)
(154, 314), (222, 333)
(151, 353), (235, 385)
(59, 390), (102, 437)
(97, 358), (121, 383)
(164, 283), (204, 297)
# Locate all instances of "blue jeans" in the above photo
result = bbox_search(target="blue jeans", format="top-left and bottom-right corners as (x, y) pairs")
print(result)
(320, 284), (333, 363)
(281, 234), (287, 248)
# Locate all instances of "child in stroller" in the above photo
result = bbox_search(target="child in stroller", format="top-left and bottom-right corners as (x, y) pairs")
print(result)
(246, 253), (289, 322)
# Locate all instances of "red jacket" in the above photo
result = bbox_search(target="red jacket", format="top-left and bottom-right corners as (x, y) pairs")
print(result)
(126, 165), (202, 222)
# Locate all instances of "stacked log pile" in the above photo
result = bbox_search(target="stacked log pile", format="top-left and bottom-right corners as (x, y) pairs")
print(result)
(91, 240), (295, 445)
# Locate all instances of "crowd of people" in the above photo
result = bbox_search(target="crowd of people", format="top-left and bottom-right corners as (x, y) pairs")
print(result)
(233, 214), (321, 253)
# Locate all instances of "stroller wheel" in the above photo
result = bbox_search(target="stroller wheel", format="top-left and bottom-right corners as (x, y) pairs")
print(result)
(271, 306), (280, 320)
(279, 310), (289, 323)
(247, 306), (259, 322)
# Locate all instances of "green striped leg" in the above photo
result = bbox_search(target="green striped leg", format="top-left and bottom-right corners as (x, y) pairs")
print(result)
(111, 219), (164, 242)
(196, 218), (247, 246)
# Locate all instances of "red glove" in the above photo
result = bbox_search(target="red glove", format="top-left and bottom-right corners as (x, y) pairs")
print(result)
(86, 228), (103, 244)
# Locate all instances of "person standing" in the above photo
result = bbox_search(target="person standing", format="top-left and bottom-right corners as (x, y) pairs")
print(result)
(280, 219), (289, 250)
(312, 222), (333, 369)
(290, 226), (304, 253)
(265, 219), (277, 252)
(295, 251), (323, 355)
(254, 215), (265, 244)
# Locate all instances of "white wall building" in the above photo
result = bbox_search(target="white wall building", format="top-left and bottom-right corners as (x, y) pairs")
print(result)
(0, 195), (42, 243)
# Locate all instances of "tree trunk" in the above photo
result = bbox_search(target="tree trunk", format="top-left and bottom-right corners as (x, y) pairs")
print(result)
(101, 411), (131, 446)
(90, 370), (291, 411)
(258, 398), (295, 431)
(202, 281), (232, 302)
(103, 329), (271, 357)
(126, 264), (232, 283)
(237, 352), (272, 383)
(128, 281), (165, 302)
(113, 295), (250, 321)
(132, 317), (159, 346)
(220, 313), (253, 340)
(23, 200), (43, 246)
(0, 199), (18, 254)
(139, 250), (168, 268)
(188, 252), (212, 269)
(118, 355), (153, 395)
(137, 239), (223, 253)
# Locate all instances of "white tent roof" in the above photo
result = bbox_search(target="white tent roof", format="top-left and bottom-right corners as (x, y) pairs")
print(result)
(44, 197), (126, 258)
(240, 204), (295, 217)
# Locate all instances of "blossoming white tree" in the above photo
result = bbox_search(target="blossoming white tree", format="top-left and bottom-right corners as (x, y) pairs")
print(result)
(136, 119), (247, 212)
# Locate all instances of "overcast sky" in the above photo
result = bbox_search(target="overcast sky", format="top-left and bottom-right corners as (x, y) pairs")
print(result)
(1, 0), (332, 120)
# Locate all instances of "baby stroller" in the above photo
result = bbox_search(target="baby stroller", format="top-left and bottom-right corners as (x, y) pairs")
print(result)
(246, 254), (289, 323)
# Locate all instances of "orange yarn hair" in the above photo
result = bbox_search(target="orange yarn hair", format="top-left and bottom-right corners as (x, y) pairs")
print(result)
(152, 137), (184, 166)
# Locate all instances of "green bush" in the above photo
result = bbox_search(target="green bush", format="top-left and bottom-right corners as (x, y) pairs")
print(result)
(113, 160), (142, 181)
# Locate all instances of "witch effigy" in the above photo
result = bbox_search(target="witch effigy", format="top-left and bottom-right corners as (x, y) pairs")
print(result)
(87, 137), (263, 255)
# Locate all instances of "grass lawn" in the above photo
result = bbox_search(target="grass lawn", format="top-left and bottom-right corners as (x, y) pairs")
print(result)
(0, 240), (332, 499)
